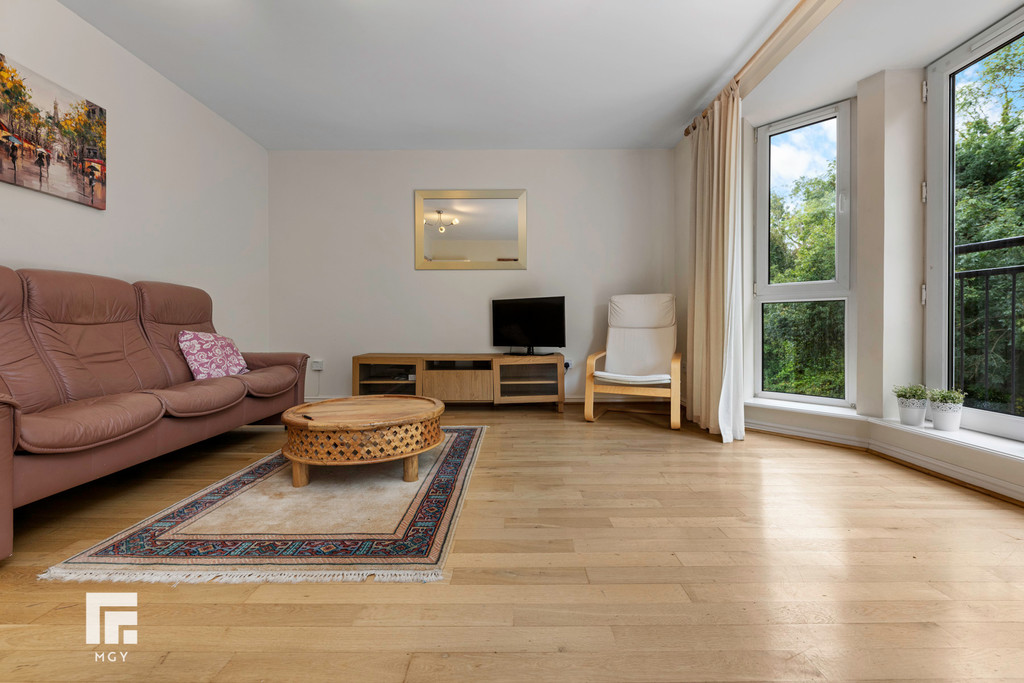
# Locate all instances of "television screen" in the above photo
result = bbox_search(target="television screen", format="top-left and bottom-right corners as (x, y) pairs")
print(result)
(492, 296), (566, 351)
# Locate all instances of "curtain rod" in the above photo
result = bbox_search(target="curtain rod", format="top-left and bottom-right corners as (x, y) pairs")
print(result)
(682, 0), (842, 138)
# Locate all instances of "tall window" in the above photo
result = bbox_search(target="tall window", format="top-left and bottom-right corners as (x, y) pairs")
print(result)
(755, 103), (853, 406)
(927, 9), (1024, 438)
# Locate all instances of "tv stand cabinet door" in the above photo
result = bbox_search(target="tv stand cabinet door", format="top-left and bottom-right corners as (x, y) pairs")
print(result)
(494, 355), (565, 411)
(421, 370), (493, 402)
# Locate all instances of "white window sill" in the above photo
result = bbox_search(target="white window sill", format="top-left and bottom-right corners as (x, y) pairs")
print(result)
(747, 396), (1024, 458)
(869, 417), (1024, 461)
(745, 396), (863, 419)
(745, 398), (1024, 500)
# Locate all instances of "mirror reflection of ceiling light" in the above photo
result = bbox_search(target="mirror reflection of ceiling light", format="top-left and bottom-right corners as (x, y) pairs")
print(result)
(423, 209), (459, 233)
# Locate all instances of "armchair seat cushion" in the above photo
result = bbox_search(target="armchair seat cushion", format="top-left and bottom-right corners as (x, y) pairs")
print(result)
(235, 365), (299, 398)
(18, 393), (165, 454)
(593, 370), (673, 386)
(143, 377), (247, 417)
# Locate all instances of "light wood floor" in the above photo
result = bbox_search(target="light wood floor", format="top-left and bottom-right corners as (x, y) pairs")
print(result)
(2, 405), (1024, 681)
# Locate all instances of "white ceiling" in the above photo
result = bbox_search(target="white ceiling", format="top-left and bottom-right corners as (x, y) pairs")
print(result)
(56, 0), (798, 150)
(743, 0), (1023, 127)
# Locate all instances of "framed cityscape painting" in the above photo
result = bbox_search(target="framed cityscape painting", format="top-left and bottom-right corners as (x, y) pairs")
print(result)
(0, 53), (106, 210)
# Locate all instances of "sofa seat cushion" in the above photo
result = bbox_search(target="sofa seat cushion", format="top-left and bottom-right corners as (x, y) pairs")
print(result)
(18, 393), (165, 454)
(142, 377), (247, 417)
(235, 365), (298, 398)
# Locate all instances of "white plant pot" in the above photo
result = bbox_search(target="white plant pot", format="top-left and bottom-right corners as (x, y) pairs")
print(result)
(897, 398), (927, 427)
(931, 402), (963, 431)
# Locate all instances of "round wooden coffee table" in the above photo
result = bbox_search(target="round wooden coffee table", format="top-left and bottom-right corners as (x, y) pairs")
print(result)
(281, 395), (445, 487)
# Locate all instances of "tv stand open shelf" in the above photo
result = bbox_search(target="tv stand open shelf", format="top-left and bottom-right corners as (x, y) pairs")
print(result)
(353, 353), (564, 412)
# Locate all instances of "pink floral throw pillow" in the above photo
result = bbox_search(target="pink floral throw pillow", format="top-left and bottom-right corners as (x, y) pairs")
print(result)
(177, 330), (250, 380)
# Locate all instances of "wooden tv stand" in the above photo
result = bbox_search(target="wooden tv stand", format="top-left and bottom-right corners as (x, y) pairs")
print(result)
(352, 353), (564, 412)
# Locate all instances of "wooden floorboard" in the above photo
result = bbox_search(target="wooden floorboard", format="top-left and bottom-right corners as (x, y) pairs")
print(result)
(1, 404), (1023, 681)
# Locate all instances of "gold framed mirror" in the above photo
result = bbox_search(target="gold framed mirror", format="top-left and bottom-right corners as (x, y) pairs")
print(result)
(414, 189), (526, 270)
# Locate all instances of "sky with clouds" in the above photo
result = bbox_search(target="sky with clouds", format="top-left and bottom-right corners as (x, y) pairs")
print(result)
(769, 117), (836, 203)
(953, 50), (1024, 133)
(955, 62), (998, 129)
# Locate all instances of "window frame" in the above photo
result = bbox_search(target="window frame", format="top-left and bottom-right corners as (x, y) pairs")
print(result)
(754, 101), (855, 407)
(925, 7), (1024, 441)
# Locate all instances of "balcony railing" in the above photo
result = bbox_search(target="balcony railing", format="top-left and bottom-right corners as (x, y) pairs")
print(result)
(953, 235), (1024, 416)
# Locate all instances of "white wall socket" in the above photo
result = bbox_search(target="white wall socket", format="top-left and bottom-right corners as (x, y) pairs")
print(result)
(310, 359), (324, 371)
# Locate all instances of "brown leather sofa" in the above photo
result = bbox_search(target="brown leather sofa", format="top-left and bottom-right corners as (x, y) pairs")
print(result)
(0, 267), (308, 559)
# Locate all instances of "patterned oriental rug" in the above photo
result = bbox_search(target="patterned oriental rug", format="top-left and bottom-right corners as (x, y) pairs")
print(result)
(41, 426), (485, 584)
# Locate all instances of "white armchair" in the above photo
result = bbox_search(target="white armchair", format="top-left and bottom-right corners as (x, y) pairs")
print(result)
(584, 293), (682, 429)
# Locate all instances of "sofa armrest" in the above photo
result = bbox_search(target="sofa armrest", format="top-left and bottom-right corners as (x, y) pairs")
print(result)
(242, 352), (310, 372)
(242, 353), (310, 420)
(0, 395), (19, 452)
(0, 402), (14, 559)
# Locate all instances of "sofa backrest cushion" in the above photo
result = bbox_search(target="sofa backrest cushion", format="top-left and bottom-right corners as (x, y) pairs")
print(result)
(136, 281), (217, 385)
(20, 269), (168, 401)
(0, 267), (63, 413)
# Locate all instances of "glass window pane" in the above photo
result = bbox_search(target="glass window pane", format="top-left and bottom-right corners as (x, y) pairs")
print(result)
(952, 275), (1022, 415)
(951, 34), (1024, 417)
(762, 300), (845, 399)
(768, 119), (837, 283)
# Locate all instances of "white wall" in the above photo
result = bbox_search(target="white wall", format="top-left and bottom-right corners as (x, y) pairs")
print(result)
(268, 150), (675, 399)
(881, 71), (926, 413)
(745, 403), (1024, 503)
(856, 69), (926, 418)
(856, 74), (887, 415)
(0, 0), (270, 349)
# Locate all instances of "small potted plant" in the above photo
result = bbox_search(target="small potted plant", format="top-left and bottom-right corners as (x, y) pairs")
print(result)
(893, 384), (928, 426)
(927, 387), (967, 431)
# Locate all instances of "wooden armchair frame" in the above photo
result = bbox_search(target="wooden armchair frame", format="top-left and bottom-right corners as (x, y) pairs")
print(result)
(584, 350), (682, 429)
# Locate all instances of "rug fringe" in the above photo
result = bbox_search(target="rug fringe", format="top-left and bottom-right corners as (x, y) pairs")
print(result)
(37, 567), (445, 585)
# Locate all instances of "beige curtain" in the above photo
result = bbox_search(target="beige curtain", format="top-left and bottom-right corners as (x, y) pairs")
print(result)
(685, 80), (745, 443)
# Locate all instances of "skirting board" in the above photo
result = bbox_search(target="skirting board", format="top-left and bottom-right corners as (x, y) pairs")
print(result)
(308, 395), (674, 405)
(746, 417), (1024, 504)
(745, 418), (867, 450)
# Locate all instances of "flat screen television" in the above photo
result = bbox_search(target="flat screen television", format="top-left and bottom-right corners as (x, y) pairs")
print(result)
(492, 296), (566, 355)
